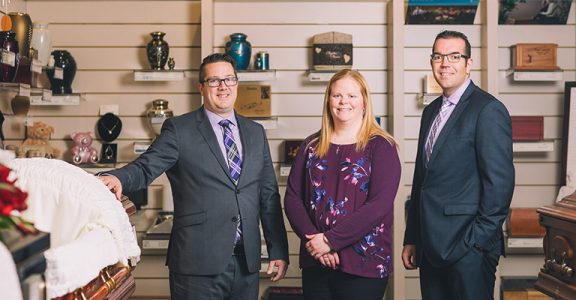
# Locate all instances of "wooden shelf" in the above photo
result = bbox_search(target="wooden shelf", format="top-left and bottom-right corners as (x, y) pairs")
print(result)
(506, 69), (564, 81)
(133, 70), (186, 81)
(237, 70), (276, 81)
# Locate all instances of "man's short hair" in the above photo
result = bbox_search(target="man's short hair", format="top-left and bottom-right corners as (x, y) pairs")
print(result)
(433, 30), (471, 58)
(199, 53), (237, 83)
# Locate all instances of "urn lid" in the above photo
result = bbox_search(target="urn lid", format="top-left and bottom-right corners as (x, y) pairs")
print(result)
(152, 99), (169, 108)
(230, 33), (247, 39)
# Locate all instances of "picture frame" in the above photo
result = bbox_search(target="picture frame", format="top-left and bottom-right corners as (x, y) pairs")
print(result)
(561, 81), (576, 186)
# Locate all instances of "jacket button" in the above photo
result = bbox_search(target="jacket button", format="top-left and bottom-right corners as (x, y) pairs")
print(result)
(232, 216), (239, 222)
(236, 189), (240, 194)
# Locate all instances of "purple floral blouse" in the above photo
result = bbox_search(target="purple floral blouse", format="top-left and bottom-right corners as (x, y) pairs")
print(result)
(284, 134), (401, 278)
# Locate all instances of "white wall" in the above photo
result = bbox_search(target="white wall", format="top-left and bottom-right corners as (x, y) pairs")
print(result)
(5, 0), (574, 299)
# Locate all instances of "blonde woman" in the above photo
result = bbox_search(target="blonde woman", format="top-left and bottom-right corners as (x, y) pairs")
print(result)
(284, 69), (401, 300)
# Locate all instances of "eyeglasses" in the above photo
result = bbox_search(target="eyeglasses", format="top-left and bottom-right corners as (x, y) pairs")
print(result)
(202, 76), (239, 87)
(430, 53), (469, 63)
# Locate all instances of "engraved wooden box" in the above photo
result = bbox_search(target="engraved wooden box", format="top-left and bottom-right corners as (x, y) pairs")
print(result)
(512, 43), (559, 70)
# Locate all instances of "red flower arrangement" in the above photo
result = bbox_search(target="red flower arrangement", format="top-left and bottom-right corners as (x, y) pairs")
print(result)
(0, 164), (37, 235)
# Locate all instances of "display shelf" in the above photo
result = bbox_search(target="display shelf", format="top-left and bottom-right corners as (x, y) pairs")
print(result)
(505, 236), (544, 254)
(307, 70), (336, 82)
(253, 117), (278, 130)
(420, 93), (441, 106)
(0, 82), (33, 96)
(133, 70), (185, 81)
(506, 69), (564, 81)
(237, 69), (276, 81)
(31, 93), (82, 106)
(134, 142), (151, 154)
(513, 140), (554, 153)
(280, 165), (291, 177)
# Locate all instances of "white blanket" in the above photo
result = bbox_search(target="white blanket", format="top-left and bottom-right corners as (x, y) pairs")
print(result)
(7, 158), (141, 298)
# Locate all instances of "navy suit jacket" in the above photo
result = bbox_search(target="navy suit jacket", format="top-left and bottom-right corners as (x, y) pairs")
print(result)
(404, 81), (515, 267)
(109, 107), (289, 275)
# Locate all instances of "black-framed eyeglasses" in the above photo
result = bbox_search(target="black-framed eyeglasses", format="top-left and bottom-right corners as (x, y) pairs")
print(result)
(430, 53), (469, 63)
(202, 76), (239, 87)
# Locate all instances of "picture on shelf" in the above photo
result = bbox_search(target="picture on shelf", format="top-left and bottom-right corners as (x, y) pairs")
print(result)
(406, 0), (479, 25)
(499, 0), (572, 25)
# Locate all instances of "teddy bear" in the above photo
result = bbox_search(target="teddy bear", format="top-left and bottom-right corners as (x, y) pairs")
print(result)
(71, 132), (99, 165)
(19, 121), (60, 158)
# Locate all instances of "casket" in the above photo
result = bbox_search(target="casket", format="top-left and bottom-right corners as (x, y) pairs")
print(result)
(5, 158), (141, 300)
(534, 192), (576, 299)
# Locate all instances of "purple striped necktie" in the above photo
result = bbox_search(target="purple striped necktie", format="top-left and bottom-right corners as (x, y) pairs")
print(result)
(425, 99), (452, 165)
(219, 119), (243, 245)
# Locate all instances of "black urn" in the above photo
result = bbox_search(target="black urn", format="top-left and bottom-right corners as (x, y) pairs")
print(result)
(46, 50), (77, 95)
(146, 31), (169, 70)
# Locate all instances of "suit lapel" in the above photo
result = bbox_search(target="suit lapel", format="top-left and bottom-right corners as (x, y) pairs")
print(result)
(196, 107), (235, 183)
(235, 113), (252, 186)
(427, 82), (476, 164)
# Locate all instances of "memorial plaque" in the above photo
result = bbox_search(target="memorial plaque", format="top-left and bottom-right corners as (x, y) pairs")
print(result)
(235, 85), (271, 118)
(313, 31), (353, 71)
(511, 116), (544, 141)
(512, 44), (559, 70)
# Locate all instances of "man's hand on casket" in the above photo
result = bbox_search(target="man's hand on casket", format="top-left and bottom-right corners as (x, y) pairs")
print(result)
(98, 175), (123, 200)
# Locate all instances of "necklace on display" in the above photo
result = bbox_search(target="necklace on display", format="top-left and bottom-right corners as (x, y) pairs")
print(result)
(101, 119), (119, 135)
(97, 113), (122, 143)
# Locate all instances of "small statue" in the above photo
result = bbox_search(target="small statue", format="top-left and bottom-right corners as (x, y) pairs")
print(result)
(167, 57), (175, 70)
(71, 132), (99, 165)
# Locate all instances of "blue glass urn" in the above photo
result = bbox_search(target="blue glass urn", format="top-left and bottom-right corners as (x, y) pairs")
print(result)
(225, 33), (251, 70)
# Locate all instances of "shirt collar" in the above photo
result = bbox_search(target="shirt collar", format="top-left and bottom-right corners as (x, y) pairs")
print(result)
(205, 108), (238, 128)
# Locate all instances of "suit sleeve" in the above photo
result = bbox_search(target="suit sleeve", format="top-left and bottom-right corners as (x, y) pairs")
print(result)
(324, 139), (401, 251)
(472, 101), (515, 249)
(258, 126), (289, 262)
(284, 139), (320, 240)
(108, 118), (179, 191)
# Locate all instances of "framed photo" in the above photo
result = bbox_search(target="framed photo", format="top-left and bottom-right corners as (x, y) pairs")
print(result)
(499, 0), (573, 25)
(561, 82), (576, 186)
(406, 0), (479, 25)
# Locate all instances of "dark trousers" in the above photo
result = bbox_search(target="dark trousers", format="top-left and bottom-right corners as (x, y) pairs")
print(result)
(169, 253), (259, 300)
(420, 246), (500, 300)
(302, 267), (388, 300)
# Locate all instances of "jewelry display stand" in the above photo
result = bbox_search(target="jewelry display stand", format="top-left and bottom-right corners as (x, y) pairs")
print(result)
(97, 113), (122, 164)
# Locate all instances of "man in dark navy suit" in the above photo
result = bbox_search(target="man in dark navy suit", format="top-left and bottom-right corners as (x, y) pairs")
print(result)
(402, 30), (515, 300)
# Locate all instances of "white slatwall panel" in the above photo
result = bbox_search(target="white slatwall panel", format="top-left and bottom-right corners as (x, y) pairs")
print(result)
(12, 1), (575, 299)
(21, 2), (203, 298)
(212, 2), (389, 297)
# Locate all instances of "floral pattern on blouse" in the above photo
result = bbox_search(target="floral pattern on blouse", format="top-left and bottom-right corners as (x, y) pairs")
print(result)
(304, 143), (392, 278)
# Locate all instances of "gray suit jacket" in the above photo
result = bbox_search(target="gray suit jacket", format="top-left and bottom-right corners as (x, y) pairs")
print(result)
(109, 107), (289, 275)
(404, 81), (515, 268)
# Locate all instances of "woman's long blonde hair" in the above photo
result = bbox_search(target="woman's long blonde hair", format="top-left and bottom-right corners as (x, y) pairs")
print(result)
(314, 69), (396, 158)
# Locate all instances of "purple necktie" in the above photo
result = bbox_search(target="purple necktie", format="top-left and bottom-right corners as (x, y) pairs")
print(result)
(425, 100), (452, 165)
(219, 119), (243, 244)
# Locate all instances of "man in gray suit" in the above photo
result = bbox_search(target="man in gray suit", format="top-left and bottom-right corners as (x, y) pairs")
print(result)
(402, 31), (515, 299)
(99, 53), (289, 300)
